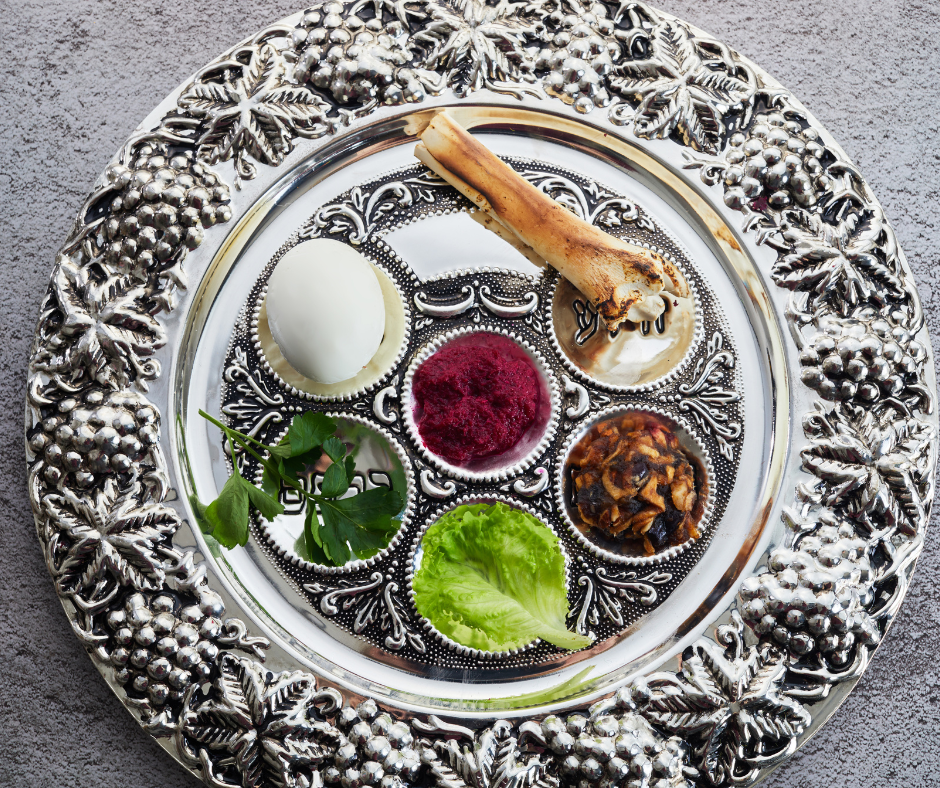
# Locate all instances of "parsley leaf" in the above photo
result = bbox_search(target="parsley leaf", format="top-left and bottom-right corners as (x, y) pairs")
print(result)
(196, 410), (403, 567)
(302, 503), (330, 564)
(261, 463), (281, 499)
(320, 461), (349, 498)
(188, 494), (213, 534)
(279, 447), (323, 486)
(322, 436), (346, 463)
(318, 487), (402, 562)
(269, 434), (292, 459)
(245, 481), (284, 522)
(205, 473), (250, 548)
(288, 411), (336, 457)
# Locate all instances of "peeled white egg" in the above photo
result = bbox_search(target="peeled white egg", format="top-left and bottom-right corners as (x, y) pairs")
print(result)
(266, 239), (386, 384)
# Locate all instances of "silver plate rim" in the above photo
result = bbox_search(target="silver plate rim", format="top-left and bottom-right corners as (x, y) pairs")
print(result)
(24, 3), (937, 786)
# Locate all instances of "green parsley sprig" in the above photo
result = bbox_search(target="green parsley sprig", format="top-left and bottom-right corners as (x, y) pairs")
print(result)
(191, 410), (403, 566)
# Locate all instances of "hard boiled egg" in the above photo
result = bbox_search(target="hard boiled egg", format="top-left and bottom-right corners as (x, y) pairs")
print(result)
(266, 240), (386, 384)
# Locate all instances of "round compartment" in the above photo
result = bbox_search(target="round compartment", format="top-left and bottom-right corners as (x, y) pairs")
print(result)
(254, 414), (414, 575)
(549, 251), (701, 391)
(407, 496), (577, 659)
(254, 251), (410, 400)
(556, 406), (713, 566)
(402, 327), (559, 482)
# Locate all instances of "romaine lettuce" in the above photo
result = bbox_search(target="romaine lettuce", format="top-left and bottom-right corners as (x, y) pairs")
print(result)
(413, 503), (592, 652)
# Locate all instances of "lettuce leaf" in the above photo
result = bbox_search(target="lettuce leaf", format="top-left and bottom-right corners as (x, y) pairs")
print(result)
(413, 503), (592, 652)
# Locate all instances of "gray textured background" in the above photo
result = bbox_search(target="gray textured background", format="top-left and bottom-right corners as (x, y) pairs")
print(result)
(2, 1), (938, 785)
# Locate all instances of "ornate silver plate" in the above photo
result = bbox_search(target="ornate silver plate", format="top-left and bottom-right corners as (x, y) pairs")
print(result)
(25, 2), (937, 787)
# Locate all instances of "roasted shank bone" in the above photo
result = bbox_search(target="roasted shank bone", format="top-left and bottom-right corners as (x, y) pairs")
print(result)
(414, 112), (689, 329)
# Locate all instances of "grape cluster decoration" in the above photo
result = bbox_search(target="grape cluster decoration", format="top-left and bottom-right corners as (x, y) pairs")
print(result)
(101, 144), (232, 294)
(294, 4), (426, 105)
(739, 519), (879, 666)
(537, 4), (621, 114)
(28, 388), (162, 491)
(330, 700), (424, 788)
(539, 701), (693, 788)
(673, 22), (933, 694)
(106, 590), (226, 710)
(25, 121), (265, 733)
(799, 310), (927, 407)
(712, 94), (938, 687)
(721, 112), (832, 212)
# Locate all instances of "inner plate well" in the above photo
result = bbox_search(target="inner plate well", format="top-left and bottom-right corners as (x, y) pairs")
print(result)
(177, 111), (781, 707)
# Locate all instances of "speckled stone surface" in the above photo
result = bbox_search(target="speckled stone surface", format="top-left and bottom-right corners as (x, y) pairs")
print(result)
(2, 1), (938, 786)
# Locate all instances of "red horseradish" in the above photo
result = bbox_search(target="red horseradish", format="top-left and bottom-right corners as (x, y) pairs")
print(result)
(412, 334), (541, 466)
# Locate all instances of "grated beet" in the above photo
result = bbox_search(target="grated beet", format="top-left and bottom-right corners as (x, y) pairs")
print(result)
(412, 335), (540, 465)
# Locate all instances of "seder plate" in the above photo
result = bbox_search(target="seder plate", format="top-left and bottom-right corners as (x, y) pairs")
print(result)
(24, 2), (938, 787)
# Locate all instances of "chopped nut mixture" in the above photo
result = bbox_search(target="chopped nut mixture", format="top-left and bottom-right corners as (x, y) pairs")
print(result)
(569, 413), (703, 555)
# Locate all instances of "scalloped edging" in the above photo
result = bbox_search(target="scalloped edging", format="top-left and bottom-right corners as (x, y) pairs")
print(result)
(546, 245), (704, 394)
(404, 493), (586, 660)
(250, 245), (412, 402)
(22, 2), (938, 786)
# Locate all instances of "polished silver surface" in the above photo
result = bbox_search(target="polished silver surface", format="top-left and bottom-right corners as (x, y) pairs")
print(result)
(211, 154), (741, 675)
(24, 2), (937, 787)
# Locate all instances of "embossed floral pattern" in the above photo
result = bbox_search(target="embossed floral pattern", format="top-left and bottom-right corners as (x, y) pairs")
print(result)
(423, 720), (557, 788)
(36, 257), (166, 390)
(415, 0), (545, 97)
(570, 562), (672, 637)
(800, 402), (934, 536)
(179, 44), (330, 185)
(305, 571), (426, 653)
(632, 616), (811, 786)
(666, 331), (741, 461)
(44, 479), (180, 610)
(609, 18), (753, 153)
(24, 2), (938, 787)
(772, 208), (904, 313)
(179, 655), (342, 788)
